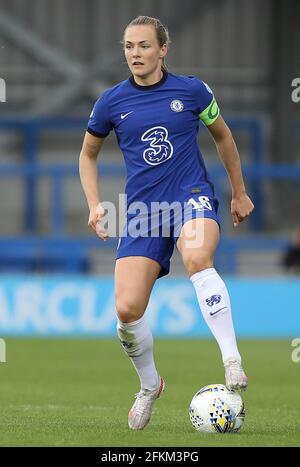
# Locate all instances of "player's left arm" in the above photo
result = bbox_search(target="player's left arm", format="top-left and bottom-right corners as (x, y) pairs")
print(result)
(207, 114), (254, 227)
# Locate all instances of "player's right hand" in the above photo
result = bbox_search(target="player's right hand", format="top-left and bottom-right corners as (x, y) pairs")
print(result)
(88, 203), (109, 241)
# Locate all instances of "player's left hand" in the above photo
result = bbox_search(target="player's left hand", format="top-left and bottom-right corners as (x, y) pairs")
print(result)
(231, 192), (254, 227)
(88, 202), (109, 241)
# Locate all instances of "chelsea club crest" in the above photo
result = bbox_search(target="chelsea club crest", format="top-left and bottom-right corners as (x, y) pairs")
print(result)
(170, 99), (184, 112)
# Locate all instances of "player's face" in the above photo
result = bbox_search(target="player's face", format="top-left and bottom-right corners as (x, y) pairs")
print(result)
(124, 25), (167, 81)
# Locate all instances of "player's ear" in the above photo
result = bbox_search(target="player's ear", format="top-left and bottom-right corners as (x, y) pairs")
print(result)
(160, 43), (168, 58)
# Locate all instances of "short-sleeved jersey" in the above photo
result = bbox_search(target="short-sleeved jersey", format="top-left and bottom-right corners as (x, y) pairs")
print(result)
(87, 71), (220, 208)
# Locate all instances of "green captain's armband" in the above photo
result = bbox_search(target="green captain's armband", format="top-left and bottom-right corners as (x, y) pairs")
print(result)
(199, 97), (220, 126)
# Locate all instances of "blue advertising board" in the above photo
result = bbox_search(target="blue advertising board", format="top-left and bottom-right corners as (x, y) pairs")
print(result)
(0, 276), (298, 337)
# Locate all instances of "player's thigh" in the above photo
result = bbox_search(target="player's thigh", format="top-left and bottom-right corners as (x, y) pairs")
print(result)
(177, 218), (220, 275)
(115, 256), (161, 322)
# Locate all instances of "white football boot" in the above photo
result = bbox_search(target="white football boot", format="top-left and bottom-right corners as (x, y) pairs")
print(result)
(224, 358), (248, 390)
(128, 377), (165, 430)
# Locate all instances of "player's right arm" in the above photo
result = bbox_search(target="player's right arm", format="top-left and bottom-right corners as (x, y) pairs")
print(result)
(79, 132), (108, 240)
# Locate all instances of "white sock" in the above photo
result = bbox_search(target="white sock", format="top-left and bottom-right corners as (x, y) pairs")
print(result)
(190, 268), (241, 363)
(117, 316), (160, 391)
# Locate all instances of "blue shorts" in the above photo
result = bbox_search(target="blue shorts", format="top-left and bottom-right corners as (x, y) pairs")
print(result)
(116, 189), (220, 278)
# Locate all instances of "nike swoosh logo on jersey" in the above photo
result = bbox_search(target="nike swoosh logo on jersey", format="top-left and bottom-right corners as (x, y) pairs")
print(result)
(121, 112), (133, 119)
(209, 306), (227, 316)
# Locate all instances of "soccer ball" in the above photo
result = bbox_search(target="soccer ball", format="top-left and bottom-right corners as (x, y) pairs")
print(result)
(189, 384), (245, 433)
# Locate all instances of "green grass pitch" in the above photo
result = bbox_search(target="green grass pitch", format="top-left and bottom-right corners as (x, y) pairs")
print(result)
(0, 338), (299, 446)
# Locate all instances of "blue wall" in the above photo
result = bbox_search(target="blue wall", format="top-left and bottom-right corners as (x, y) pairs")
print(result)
(0, 276), (299, 337)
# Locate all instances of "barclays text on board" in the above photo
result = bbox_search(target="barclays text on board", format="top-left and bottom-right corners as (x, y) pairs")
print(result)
(0, 276), (298, 337)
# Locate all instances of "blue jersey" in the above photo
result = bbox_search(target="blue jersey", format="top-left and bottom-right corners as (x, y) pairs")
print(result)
(87, 71), (220, 209)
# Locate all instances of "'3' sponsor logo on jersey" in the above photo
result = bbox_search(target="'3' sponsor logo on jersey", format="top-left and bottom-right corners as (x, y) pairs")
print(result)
(141, 126), (173, 166)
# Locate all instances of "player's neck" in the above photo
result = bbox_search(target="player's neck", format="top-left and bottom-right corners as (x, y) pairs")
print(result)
(132, 68), (164, 87)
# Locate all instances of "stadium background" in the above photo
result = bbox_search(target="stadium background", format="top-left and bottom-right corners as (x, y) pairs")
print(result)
(0, 0), (300, 447)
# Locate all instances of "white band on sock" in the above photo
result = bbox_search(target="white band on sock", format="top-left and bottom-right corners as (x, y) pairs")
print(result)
(117, 316), (159, 390)
(190, 268), (241, 363)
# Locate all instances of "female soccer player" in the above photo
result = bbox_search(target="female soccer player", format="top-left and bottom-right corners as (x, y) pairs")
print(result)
(79, 16), (254, 430)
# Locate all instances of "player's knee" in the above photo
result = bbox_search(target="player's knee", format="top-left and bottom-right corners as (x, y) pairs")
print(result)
(115, 299), (144, 323)
(184, 253), (213, 276)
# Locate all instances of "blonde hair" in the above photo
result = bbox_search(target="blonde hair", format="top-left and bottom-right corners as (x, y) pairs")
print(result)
(123, 16), (170, 72)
